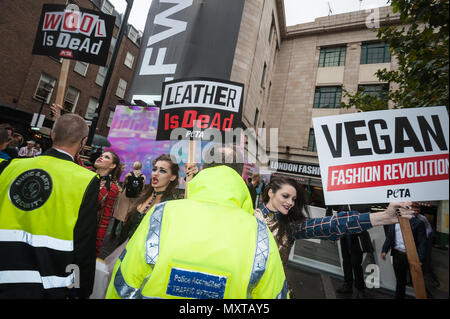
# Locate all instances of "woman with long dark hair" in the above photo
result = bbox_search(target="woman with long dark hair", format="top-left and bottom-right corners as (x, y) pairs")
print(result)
(119, 154), (180, 242)
(254, 177), (308, 296)
(94, 151), (121, 257)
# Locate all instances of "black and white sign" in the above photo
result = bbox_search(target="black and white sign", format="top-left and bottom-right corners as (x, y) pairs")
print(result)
(313, 106), (449, 205)
(156, 78), (244, 141)
(32, 4), (115, 66)
(128, 0), (245, 105)
(269, 159), (321, 178)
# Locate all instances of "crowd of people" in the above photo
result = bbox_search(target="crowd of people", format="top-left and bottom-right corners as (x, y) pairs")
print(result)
(0, 114), (439, 299)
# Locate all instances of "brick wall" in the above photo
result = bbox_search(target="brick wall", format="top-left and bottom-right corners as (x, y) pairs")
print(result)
(0, 0), (140, 137)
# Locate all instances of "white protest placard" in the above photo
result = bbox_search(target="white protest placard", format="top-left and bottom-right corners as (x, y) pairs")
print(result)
(312, 106), (449, 205)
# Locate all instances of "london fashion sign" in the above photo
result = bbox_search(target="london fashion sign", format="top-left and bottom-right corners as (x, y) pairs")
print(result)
(313, 106), (449, 205)
(32, 4), (115, 66)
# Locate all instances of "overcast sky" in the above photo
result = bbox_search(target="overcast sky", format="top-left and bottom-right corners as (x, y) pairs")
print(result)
(109, 0), (390, 32)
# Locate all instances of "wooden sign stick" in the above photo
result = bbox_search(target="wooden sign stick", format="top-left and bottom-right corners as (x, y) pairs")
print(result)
(398, 217), (427, 299)
(184, 139), (196, 198)
(53, 59), (71, 116)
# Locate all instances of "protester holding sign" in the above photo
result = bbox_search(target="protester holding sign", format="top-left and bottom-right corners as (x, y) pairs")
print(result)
(255, 176), (416, 298)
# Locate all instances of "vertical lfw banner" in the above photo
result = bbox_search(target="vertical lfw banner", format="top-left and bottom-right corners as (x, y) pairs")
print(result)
(127, 0), (245, 105)
(32, 4), (115, 66)
(312, 106), (449, 205)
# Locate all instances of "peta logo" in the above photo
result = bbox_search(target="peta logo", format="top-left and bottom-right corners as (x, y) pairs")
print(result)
(387, 188), (411, 198)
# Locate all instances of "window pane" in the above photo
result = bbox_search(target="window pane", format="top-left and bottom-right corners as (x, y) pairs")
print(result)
(359, 84), (389, 106)
(116, 78), (127, 98)
(107, 111), (114, 127)
(101, 0), (114, 14)
(96, 66), (107, 86)
(319, 46), (346, 67)
(361, 42), (390, 64)
(307, 128), (316, 152)
(74, 61), (89, 76)
(313, 86), (342, 108)
(124, 52), (134, 68)
(34, 74), (56, 103)
(63, 87), (80, 113)
(85, 98), (98, 120)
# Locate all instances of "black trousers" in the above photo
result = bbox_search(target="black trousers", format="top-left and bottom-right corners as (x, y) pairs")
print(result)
(392, 249), (409, 299)
(340, 236), (365, 290)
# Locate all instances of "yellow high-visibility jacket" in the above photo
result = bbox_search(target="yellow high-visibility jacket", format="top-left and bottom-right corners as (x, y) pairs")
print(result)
(0, 149), (99, 298)
(106, 165), (288, 299)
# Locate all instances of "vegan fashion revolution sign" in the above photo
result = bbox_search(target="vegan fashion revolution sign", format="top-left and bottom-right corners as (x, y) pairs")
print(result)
(32, 4), (115, 66)
(313, 106), (449, 205)
(156, 78), (244, 141)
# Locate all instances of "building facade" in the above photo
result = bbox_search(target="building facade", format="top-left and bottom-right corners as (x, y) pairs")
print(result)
(0, 0), (140, 143)
(229, 0), (447, 293)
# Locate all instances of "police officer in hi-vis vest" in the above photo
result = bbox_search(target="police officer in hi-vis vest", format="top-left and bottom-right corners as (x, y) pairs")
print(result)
(106, 145), (289, 299)
(0, 114), (100, 298)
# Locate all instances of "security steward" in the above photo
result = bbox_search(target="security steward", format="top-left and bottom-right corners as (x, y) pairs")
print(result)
(0, 114), (99, 298)
(106, 146), (288, 299)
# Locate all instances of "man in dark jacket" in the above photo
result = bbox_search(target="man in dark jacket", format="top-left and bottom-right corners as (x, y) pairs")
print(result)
(246, 173), (260, 208)
(381, 215), (427, 299)
(335, 204), (374, 298)
(0, 114), (99, 298)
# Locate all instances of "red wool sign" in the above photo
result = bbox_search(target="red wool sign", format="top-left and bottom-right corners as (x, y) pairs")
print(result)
(32, 4), (115, 66)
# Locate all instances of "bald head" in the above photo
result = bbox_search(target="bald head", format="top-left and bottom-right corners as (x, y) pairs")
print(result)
(52, 113), (89, 147)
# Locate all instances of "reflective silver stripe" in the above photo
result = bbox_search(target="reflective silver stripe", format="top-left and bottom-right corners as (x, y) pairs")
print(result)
(113, 201), (166, 299)
(276, 280), (289, 299)
(247, 219), (270, 298)
(0, 270), (74, 289)
(145, 202), (166, 266)
(113, 264), (143, 299)
(0, 229), (73, 252)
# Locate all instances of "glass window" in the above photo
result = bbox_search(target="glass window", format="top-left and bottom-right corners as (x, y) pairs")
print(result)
(109, 36), (117, 54)
(107, 111), (114, 127)
(63, 86), (80, 113)
(261, 62), (267, 88)
(360, 42), (391, 64)
(124, 52), (134, 69)
(74, 61), (89, 76)
(96, 66), (107, 86)
(358, 84), (389, 98)
(128, 27), (139, 43)
(307, 128), (316, 152)
(318, 46), (346, 67)
(254, 108), (259, 127)
(101, 0), (114, 15)
(116, 78), (127, 98)
(85, 97), (98, 120)
(313, 86), (342, 108)
(34, 74), (56, 104)
(269, 15), (275, 43)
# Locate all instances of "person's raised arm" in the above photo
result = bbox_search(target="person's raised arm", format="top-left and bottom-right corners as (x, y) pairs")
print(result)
(369, 202), (414, 226)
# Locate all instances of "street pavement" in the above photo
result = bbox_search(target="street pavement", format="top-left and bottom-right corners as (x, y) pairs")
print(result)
(286, 257), (448, 299)
(99, 225), (448, 300)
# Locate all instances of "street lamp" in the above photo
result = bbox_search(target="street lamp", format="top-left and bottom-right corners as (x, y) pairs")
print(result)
(32, 82), (54, 131)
